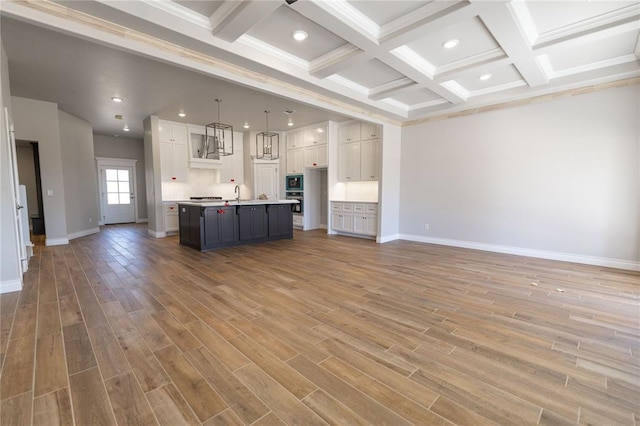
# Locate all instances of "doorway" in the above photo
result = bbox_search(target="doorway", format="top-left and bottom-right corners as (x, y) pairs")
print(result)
(305, 168), (328, 230)
(96, 158), (138, 224)
(16, 140), (45, 235)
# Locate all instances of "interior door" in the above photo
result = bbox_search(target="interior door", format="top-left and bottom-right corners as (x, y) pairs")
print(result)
(101, 166), (135, 224)
(4, 107), (28, 274)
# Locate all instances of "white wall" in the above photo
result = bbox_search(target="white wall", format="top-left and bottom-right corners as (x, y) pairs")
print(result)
(0, 42), (22, 292)
(59, 110), (100, 238)
(11, 96), (68, 245)
(144, 115), (162, 236)
(94, 134), (147, 220)
(400, 85), (640, 270)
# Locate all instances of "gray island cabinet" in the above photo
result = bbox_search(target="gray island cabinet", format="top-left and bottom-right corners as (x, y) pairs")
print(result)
(178, 200), (296, 251)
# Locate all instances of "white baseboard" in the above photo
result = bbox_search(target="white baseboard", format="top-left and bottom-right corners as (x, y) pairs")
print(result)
(67, 227), (100, 241)
(148, 229), (166, 238)
(0, 278), (22, 294)
(136, 218), (149, 223)
(377, 233), (400, 244)
(399, 234), (640, 272)
(46, 237), (69, 246)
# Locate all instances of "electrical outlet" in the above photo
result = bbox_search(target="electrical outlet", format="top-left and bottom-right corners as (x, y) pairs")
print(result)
(89, 218), (93, 224)
(424, 224), (429, 231)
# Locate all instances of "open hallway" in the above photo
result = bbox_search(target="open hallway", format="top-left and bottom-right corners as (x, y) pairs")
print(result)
(0, 224), (638, 425)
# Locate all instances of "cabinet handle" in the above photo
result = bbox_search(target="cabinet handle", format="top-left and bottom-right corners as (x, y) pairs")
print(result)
(171, 177), (176, 180)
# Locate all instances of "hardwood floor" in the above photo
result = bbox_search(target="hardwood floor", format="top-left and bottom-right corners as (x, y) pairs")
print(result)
(0, 224), (638, 425)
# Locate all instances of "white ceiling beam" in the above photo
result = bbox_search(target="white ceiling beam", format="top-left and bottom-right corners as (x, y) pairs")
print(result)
(309, 45), (371, 78)
(368, 78), (418, 101)
(209, 0), (282, 43)
(476, 1), (548, 87)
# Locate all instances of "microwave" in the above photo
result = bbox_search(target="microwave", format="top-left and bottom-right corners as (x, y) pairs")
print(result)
(286, 175), (303, 191)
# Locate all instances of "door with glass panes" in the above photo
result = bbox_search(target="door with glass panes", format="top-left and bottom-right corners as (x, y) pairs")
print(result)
(101, 166), (135, 224)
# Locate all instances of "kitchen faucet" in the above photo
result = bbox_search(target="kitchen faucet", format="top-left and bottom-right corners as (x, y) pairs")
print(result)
(234, 185), (240, 203)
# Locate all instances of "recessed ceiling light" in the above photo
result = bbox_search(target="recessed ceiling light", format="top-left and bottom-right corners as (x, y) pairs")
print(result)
(178, 112), (186, 118)
(288, 120), (294, 127)
(292, 30), (308, 41)
(243, 122), (250, 129)
(316, 128), (324, 133)
(111, 97), (123, 103)
(479, 73), (493, 81)
(442, 39), (459, 49)
(123, 126), (130, 132)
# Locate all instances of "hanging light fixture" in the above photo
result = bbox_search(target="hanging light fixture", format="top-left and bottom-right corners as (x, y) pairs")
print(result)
(256, 110), (279, 160)
(204, 99), (233, 158)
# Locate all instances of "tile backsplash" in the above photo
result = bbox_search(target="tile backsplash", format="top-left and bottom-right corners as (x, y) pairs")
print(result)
(162, 168), (250, 200)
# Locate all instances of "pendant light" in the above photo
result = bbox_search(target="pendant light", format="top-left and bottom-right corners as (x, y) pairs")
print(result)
(204, 99), (233, 158)
(256, 110), (279, 160)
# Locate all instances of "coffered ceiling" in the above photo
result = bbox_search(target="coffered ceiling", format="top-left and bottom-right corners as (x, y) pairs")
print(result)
(1, 0), (639, 137)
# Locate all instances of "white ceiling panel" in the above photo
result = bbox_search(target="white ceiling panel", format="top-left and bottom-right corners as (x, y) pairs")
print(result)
(346, 0), (424, 26)
(526, 1), (637, 36)
(455, 64), (524, 94)
(337, 59), (407, 89)
(543, 29), (639, 73)
(389, 88), (444, 106)
(246, 5), (349, 62)
(174, 0), (224, 17)
(406, 16), (501, 69)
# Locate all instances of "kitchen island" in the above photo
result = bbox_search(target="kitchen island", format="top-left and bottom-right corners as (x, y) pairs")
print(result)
(177, 200), (298, 251)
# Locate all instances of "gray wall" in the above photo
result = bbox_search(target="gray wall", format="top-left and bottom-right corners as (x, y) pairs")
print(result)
(400, 85), (639, 268)
(94, 134), (147, 220)
(0, 41), (21, 290)
(59, 110), (100, 236)
(11, 97), (68, 244)
(16, 143), (39, 218)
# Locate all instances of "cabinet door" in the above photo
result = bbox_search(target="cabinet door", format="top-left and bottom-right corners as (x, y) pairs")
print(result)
(172, 124), (188, 145)
(338, 122), (361, 144)
(353, 215), (366, 234)
(238, 206), (267, 241)
(237, 206), (253, 241)
(338, 143), (361, 182)
(286, 132), (300, 150)
(303, 128), (327, 147)
(360, 139), (379, 181)
(160, 142), (173, 181)
(365, 215), (377, 235)
(286, 149), (304, 174)
(220, 151), (244, 184)
(255, 164), (279, 200)
(268, 205), (292, 237)
(203, 208), (221, 247)
(172, 142), (188, 182)
(331, 212), (343, 231)
(219, 206), (238, 243)
(360, 122), (378, 140)
(159, 121), (173, 143)
(304, 145), (328, 168)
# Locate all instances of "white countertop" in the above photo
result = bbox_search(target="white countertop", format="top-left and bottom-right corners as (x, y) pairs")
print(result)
(178, 200), (298, 207)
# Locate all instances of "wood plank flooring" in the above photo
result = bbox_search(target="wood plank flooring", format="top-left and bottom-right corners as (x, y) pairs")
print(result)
(0, 224), (638, 425)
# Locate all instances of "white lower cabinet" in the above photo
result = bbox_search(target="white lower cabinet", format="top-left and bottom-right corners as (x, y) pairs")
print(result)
(163, 202), (179, 233)
(331, 202), (377, 237)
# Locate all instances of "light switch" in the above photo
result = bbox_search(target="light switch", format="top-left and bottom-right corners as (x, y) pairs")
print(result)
(47, 189), (53, 196)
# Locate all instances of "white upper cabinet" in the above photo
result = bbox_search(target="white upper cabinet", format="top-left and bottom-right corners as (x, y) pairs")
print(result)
(220, 138), (244, 184)
(159, 120), (188, 182)
(286, 132), (302, 150)
(360, 139), (380, 181)
(304, 145), (328, 168)
(338, 121), (361, 144)
(286, 148), (304, 174)
(159, 121), (187, 145)
(360, 122), (379, 140)
(338, 142), (361, 182)
(303, 127), (327, 147)
(339, 121), (379, 143)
